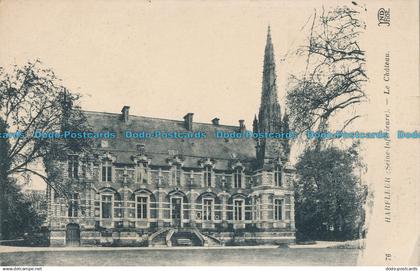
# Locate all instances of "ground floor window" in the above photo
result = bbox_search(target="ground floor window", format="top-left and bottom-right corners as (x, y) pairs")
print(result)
(274, 199), (283, 220)
(101, 195), (113, 218)
(203, 198), (213, 220)
(68, 193), (79, 217)
(136, 196), (148, 219)
(234, 200), (243, 221)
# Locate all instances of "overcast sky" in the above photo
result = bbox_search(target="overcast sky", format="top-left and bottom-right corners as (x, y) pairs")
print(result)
(0, 0), (317, 127)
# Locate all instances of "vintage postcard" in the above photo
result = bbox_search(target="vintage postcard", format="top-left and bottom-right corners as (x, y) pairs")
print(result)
(0, 0), (418, 269)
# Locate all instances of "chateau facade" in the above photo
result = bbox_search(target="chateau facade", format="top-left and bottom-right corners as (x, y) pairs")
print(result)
(46, 28), (296, 246)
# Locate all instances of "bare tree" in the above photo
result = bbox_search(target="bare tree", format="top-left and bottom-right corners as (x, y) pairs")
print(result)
(287, 6), (367, 142)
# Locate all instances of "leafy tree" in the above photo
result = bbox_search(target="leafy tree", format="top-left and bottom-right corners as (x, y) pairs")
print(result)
(294, 143), (367, 241)
(285, 5), (369, 242)
(1, 180), (45, 240)
(0, 60), (91, 239)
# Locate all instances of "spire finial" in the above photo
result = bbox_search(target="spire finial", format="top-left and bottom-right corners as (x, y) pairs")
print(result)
(266, 25), (272, 46)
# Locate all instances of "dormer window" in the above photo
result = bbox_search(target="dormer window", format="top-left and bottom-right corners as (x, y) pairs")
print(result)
(68, 156), (79, 179)
(234, 168), (242, 188)
(102, 161), (112, 182)
(274, 165), (282, 187)
(172, 165), (182, 186)
(204, 166), (212, 187)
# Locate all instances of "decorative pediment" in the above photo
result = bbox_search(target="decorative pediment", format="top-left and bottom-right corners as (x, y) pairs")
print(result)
(97, 151), (116, 162)
(198, 157), (216, 168)
(132, 154), (151, 165)
(229, 160), (244, 170)
(167, 154), (184, 166)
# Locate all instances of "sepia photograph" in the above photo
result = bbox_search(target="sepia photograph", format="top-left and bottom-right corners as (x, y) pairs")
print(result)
(0, 0), (418, 269)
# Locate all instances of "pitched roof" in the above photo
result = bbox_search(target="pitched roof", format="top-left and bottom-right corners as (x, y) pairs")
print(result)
(83, 110), (257, 170)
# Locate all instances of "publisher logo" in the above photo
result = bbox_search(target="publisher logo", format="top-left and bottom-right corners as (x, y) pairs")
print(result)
(378, 8), (390, 26)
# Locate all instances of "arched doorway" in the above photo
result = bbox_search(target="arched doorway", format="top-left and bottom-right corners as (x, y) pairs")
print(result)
(66, 223), (80, 246)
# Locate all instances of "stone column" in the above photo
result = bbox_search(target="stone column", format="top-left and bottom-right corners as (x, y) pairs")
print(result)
(259, 193), (272, 230)
(123, 181), (129, 228)
(157, 191), (164, 228)
(221, 195), (228, 229)
(289, 195), (295, 230)
(189, 189), (197, 227)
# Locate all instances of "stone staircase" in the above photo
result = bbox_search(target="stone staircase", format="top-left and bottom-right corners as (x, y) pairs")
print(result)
(170, 230), (203, 246)
(196, 230), (224, 247)
(148, 227), (223, 247)
(148, 228), (171, 247)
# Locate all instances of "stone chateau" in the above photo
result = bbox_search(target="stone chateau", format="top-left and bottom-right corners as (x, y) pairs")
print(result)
(46, 27), (296, 246)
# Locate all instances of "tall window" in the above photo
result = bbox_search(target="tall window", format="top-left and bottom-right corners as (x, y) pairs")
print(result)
(204, 166), (212, 187)
(203, 199), (213, 220)
(234, 200), (243, 221)
(101, 195), (113, 218)
(274, 166), (282, 187)
(68, 193), (79, 217)
(136, 196), (148, 219)
(234, 168), (242, 188)
(172, 165), (181, 186)
(274, 199), (283, 221)
(68, 156), (78, 179)
(102, 162), (112, 182)
(81, 162), (87, 178)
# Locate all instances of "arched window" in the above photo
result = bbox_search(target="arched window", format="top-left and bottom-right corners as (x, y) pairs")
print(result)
(204, 166), (212, 187)
(274, 165), (282, 187)
(234, 168), (242, 188)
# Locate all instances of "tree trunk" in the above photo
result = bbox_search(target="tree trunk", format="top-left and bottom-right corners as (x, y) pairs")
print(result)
(0, 177), (5, 240)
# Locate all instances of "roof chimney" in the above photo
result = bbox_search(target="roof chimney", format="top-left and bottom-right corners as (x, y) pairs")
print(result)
(183, 113), (194, 130)
(212, 118), (220, 125)
(121, 106), (130, 123)
(239, 119), (246, 132)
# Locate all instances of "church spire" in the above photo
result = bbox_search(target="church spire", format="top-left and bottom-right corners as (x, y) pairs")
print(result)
(258, 25), (281, 133)
(255, 26), (287, 168)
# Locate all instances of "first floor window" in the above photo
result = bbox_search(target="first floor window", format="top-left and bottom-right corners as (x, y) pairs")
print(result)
(204, 166), (212, 187)
(102, 162), (112, 182)
(172, 166), (181, 186)
(274, 166), (282, 187)
(274, 199), (283, 220)
(101, 195), (112, 218)
(234, 168), (242, 188)
(234, 200), (243, 221)
(137, 196), (148, 219)
(68, 193), (79, 217)
(68, 156), (79, 179)
(203, 199), (213, 220)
